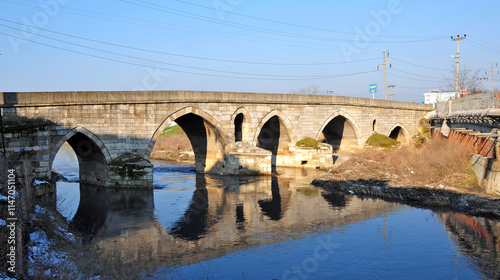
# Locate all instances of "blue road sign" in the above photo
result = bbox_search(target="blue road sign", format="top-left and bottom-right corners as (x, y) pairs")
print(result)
(369, 84), (377, 93)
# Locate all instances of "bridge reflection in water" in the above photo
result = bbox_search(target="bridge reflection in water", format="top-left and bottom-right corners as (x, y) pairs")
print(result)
(65, 169), (500, 278)
(67, 169), (402, 271)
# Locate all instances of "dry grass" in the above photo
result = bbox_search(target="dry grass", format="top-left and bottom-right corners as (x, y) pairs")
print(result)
(153, 135), (192, 151)
(326, 138), (478, 191)
(150, 135), (193, 161)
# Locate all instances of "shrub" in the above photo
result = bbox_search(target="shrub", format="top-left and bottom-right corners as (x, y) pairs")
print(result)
(296, 137), (320, 149)
(366, 133), (399, 148)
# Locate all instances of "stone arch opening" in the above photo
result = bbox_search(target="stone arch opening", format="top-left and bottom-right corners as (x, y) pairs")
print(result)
(150, 108), (227, 174)
(234, 113), (244, 142)
(318, 115), (359, 152)
(388, 125), (408, 144)
(231, 107), (252, 143)
(255, 115), (292, 172)
(373, 119), (377, 132)
(52, 131), (109, 186)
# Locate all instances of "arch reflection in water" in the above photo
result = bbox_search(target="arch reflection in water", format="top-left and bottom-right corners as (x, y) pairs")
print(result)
(66, 171), (405, 272)
(69, 184), (155, 243)
(59, 164), (500, 278)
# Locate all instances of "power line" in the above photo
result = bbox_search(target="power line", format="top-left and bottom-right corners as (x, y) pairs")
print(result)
(0, 0), (358, 52)
(465, 40), (500, 55)
(468, 36), (500, 50)
(0, 23), (329, 78)
(0, 19), (381, 66)
(390, 72), (445, 83)
(391, 57), (449, 71)
(174, 0), (448, 39)
(120, 0), (448, 44)
(391, 69), (442, 81)
(4, 21), (365, 65)
(0, 30), (379, 80)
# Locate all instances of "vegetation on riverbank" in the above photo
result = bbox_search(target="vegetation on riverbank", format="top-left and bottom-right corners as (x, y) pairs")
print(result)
(150, 125), (193, 162)
(326, 137), (479, 192)
(314, 136), (500, 217)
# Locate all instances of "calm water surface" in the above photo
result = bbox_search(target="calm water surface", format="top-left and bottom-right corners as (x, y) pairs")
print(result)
(53, 148), (500, 279)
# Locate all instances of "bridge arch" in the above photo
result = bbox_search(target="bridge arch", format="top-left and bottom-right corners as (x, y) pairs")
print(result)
(252, 110), (294, 147)
(253, 110), (294, 172)
(231, 107), (252, 143)
(149, 107), (228, 173)
(51, 127), (111, 186)
(316, 111), (362, 152)
(387, 123), (410, 144)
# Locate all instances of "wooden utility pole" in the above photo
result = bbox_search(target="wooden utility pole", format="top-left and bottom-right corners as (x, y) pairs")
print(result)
(451, 35), (466, 98)
(486, 62), (498, 93)
(378, 50), (391, 100)
(388, 84), (396, 100)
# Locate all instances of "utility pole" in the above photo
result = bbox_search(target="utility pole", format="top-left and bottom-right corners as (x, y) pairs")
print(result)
(378, 50), (391, 100)
(478, 77), (488, 94)
(388, 84), (396, 100)
(486, 62), (498, 93)
(451, 34), (466, 99)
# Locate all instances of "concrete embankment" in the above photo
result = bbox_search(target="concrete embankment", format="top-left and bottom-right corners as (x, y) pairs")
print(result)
(312, 179), (500, 218)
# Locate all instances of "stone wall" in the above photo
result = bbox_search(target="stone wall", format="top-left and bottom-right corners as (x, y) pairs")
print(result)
(470, 154), (500, 196)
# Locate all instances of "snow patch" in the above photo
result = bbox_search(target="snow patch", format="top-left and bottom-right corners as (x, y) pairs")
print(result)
(35, 205), (46, 214)
(0, 195), (7, 201)
(34, 180), (49, 186)
(0, 219), (6, 226)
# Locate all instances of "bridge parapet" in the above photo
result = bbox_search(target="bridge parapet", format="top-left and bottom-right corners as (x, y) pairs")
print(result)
(1, 91), (432, 110)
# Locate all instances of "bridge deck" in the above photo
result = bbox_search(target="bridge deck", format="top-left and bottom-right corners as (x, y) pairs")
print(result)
(1, 91), (431, 111)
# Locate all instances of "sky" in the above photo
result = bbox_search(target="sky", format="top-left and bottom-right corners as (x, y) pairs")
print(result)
(1, 0), (499, 102)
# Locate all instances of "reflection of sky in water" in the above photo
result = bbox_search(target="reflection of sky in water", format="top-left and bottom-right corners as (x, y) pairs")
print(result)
(52, 142), (79, 182)
(152, 160), (198, 229)
(163, 208), (481, 280)
(56, 182), (79, 221)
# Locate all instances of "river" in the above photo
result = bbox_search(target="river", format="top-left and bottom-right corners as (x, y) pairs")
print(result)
(53, 144), (500, 279)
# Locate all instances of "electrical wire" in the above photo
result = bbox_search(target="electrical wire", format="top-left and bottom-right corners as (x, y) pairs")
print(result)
(391, 57), (449, 71)
(0, 0), (359, 52)
(121, 0), (449, 44)
(391, 68), (443, 81)
(173, 0), (448, 39)
(0, 18), (380, 66)
(0, 30), (380, 80)
(468, 36), (500, 50)
(464, 40), (500, 55)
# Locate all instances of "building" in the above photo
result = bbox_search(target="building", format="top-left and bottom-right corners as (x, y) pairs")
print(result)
(424, 89), (456, 107)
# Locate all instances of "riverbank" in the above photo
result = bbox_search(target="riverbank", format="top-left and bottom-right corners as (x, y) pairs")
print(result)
(150, 126), (195, 163)
(313, 137), (500, 218)
(312, 179), (500, 218)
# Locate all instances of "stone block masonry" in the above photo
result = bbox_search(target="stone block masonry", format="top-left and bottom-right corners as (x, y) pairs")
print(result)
(1, 91), (432, 189)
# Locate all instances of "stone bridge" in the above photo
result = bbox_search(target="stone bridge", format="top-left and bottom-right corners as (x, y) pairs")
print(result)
(1, 91), (432, 188)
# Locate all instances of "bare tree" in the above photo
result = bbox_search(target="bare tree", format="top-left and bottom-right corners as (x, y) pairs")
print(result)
(291, 84), (325, 95)
(443, 64), (481, 95)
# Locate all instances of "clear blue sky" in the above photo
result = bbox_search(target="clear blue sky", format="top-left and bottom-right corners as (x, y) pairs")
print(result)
(1, 0), (499, 102)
